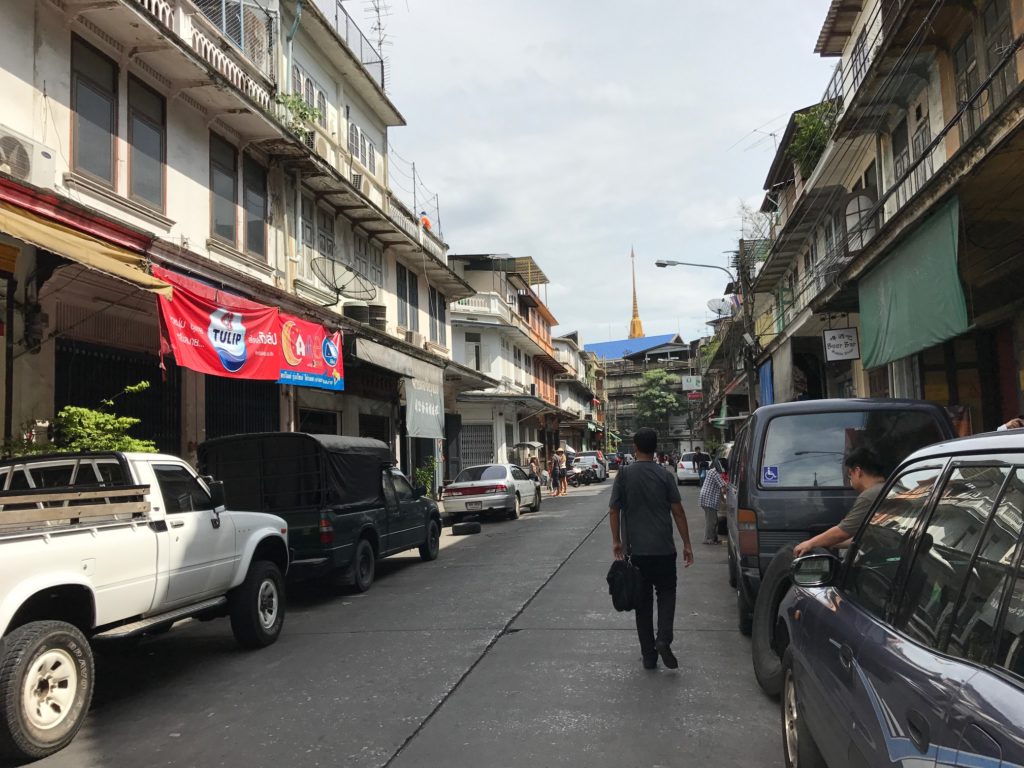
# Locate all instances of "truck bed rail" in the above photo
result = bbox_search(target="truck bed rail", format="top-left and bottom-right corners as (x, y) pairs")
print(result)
(0, 484), (151, 528)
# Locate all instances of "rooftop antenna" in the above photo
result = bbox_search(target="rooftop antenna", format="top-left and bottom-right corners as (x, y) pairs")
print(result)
(363, 0), (392, 88)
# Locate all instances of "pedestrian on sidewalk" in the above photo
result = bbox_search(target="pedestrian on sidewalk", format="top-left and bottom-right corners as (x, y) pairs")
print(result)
(608, 427), (694, 670)
(548, 455), (559, 496)
(557, 448), (569, 496)
(698, 463), (725, 545)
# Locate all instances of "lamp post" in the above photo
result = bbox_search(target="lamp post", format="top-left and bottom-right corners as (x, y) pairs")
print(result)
(656, 257), (758, 417)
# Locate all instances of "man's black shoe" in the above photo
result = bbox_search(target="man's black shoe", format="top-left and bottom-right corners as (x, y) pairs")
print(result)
(656, 641), (678, 669)
(642, 655), (658, 670)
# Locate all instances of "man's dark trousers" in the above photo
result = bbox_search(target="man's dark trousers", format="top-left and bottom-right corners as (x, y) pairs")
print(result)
(631, 554), (677, 659)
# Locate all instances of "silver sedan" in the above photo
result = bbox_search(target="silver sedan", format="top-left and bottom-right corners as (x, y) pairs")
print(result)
(441, 463), (541, 522)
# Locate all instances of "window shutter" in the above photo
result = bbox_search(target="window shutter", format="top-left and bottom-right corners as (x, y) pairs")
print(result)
(316, 91), (327, 128)
(367, 143), (376, 174)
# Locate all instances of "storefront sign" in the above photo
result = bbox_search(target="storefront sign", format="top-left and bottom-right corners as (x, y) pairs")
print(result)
(405, 376), (444, 439)
(823, 328), (860, 362)
(154, 267), (344, 390)
(686, 391), (703, 401)
(681, 375), (703, 391)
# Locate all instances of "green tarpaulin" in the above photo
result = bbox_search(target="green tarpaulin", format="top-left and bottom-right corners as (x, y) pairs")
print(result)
(859, 196), (967, 369)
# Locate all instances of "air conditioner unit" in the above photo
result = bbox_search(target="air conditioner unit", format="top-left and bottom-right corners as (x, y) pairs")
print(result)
(0, 125), (56, 189)
(314, 134), (330, 160)
(303, 130), (316, 151)
(351, 171), (363, 190)
(405, 330), (424, 348)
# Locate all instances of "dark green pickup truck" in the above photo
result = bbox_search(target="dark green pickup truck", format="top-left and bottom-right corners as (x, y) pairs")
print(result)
(199, 433), (442, 592)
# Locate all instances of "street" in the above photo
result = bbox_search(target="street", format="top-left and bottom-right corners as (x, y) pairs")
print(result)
(30, 480), (780, 768)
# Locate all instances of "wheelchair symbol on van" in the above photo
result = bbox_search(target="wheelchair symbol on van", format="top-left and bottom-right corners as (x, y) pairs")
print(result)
(762, 466), (779, 485)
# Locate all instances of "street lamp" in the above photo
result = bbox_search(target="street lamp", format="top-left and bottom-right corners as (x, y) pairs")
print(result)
(655, 257), (758, 417)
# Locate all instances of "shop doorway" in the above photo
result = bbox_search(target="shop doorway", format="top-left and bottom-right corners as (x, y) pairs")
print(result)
(205, 376), (280, 439)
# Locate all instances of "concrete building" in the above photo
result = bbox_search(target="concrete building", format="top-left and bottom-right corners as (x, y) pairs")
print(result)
(0, 0), (483, 481)
(722, 0), (1024, 433)
(553, 331), (606, 452)
(446, 254), (571, 477)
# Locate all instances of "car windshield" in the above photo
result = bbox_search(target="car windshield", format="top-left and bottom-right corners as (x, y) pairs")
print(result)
(760, 410), (946, 489)
(455, 465), (507, 483)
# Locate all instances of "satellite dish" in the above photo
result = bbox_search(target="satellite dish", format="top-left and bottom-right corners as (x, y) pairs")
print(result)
(311, 257), (377, 305)
(706, 295), (741, 316)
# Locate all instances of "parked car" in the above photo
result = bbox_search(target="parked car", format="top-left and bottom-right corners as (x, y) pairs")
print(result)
(606, 454), (621, 471)
(777, 431), (1024, 768)
(199, 433), (441, 593)
(676, 452), (700, 485)
(0, 451), (289, 761)
(714, 441), (735, 482)
(441, 463), (541, 523)
(573, 453), (607, 481)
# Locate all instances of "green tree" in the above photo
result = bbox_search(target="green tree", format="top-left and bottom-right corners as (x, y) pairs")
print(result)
(635, 369), (682, 430)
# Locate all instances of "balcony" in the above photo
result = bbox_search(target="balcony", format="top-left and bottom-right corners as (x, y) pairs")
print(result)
(451, 292), (513, 325)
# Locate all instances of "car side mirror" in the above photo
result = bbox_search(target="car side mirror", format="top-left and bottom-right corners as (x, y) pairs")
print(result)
(208, 479), (226, 509)
(414, 484), (428, 498)
(792, 553), (840, 587)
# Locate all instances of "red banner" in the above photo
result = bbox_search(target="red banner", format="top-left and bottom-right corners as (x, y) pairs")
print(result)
(154, 267), (344, 390)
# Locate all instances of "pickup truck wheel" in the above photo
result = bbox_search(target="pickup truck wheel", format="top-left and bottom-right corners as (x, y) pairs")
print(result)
(353, 538), (376, 593)
(419, 519), (441, 561)
(752, 544), (795, 698)
(229, 561), (285, 649)
(0, 620), (94, 761)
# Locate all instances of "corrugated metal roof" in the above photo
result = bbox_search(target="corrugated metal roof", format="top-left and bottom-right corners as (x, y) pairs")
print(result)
(584, 334), (679, 361)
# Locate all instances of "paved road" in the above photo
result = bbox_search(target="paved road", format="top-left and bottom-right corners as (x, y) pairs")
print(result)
(29, 478), (781, 768)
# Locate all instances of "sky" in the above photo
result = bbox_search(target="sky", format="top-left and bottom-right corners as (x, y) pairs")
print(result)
(351, 0), (836, 346)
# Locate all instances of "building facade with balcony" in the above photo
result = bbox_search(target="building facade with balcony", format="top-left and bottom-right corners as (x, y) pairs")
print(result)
(553, 331), (604, 452)
(446, 254), (571, 475)
(752, 0), (1024, 432)
(0, 0), (476, 477)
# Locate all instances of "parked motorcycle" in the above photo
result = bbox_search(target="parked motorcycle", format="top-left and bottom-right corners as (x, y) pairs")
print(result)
(569, 466), (598, 486)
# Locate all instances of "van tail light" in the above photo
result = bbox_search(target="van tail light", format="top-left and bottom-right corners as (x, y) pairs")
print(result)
(319, 516), (334, 545)
(738, 508), (758, 556)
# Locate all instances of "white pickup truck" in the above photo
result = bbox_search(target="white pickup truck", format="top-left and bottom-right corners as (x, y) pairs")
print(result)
(0, 451), (290, 761)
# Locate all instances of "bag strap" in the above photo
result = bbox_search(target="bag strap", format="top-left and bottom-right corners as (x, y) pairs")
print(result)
(619, 464), (631, 557)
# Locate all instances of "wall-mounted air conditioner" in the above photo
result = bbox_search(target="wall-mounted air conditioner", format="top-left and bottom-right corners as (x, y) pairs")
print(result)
(405, 330), (424, 348)
(0, 125), (56, 189)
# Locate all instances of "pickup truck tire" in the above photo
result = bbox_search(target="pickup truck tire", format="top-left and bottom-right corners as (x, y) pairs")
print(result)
(229, 561), (285, 649)
(753, 544), (796, 698)
(0, 620), (94, 761)
(352, 539), (376, 593)
(419, 519), (441, 561)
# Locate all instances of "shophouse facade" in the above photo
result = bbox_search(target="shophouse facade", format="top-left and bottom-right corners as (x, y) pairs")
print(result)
(0, 0), (476, 480)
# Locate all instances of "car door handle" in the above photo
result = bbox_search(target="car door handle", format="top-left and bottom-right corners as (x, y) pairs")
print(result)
(838, 644), (853, 671)
(906, 710), (930, 754)
(169, 520), (184, 529)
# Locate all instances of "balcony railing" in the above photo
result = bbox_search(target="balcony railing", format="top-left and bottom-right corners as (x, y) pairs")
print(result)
(451, 292), (513, 324)
(192, 0), (276, 82)
(325, 0), (385, 89)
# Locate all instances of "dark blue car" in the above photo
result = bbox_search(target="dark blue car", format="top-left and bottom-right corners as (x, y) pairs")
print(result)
(778, 431), (1024, 768)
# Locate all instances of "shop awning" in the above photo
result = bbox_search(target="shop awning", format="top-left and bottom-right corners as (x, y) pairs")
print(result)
(859, 196), (967, 369)
(0, 201), (171, 295)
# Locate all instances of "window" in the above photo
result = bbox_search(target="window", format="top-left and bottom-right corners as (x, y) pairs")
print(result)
(354, 234), (369, 277)
(152, 464), (212, 514)
(367, 140), (376, 174)
(454, 464), (506, 482)
(407, 271), (419, 332)
(210, 133), (237, 244)
(369, 244), (384, 286)
(911, 116), (933, 194)
(301, 195), (315, 256)
(897, 466), (1010, 650)
(291, 64), (301, 97)
(348, 122), (359, 157)
(317, 209), (335, 261)
(316, 90), (327, 129)
(998, 567), (1024, 679)
(759, 410), (946, 489)
(243, 154), (267, 258)
(948, 468), (1024, 664)
(465, 332), (482, 371)
(851, 29), (868, 92)
(984, 0), (1016, 110)
(953, 30), (980, 141)
(391, 470), (415, 501)
(128, 76), (165, 209)
(844, 465), (944, 620)
(397, 263), (409, 327)
(71, 37), (117, 185)
(428, 287), (447, 346)
(303, 77), (314, 109)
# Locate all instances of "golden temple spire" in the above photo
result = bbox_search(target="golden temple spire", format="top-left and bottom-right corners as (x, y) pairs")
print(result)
(628, 247), (645, 339)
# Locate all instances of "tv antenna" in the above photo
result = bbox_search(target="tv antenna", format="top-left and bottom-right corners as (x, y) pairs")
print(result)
(310, 257), (377, 306)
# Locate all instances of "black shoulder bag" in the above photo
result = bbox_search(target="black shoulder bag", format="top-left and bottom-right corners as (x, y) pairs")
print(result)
(606, 465), (644, 612)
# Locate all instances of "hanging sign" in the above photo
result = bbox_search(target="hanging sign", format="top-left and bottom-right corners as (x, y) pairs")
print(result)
(823, 327), (860, 362)
(681, 375), (703, 391)
(154, 266), (344, 390)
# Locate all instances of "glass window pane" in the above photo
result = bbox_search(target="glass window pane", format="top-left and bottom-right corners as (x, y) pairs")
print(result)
(897, 466), (1009, 650)
(243, 156), (266, 258)
(760, 410), (946, 489)
(153, 464), (211, 514)
(74, 80), (114, 183)
(845, 466), (943, 619)
(998, 573), (1024, 679)
(73, 39), (115, 92)
(130, 116), (163, 207)
(128, 77), (163, 123)
(212, 166), (236, 242)
(949, 468), (1023, 664)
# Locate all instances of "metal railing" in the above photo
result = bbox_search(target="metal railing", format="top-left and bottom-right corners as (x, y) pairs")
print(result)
(327, 0), (385, 88)
(192, 0), (276, 81)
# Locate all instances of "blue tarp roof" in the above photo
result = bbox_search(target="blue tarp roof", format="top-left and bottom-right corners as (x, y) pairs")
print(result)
(584, 334), (679, 360)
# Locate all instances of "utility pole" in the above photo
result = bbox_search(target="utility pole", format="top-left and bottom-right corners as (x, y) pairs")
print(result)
(737, 241), (758, 416)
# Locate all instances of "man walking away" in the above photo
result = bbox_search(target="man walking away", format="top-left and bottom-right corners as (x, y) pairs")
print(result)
(699, 463), (726, 545)
(692, 446), (712, 483)
(609, 428), (694, 670)
(793, 447), (887, 557)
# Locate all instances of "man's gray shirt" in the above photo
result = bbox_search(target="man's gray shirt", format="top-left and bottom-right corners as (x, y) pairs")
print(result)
(837, 482), (884, 536)
(610, 461), (681, 556)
